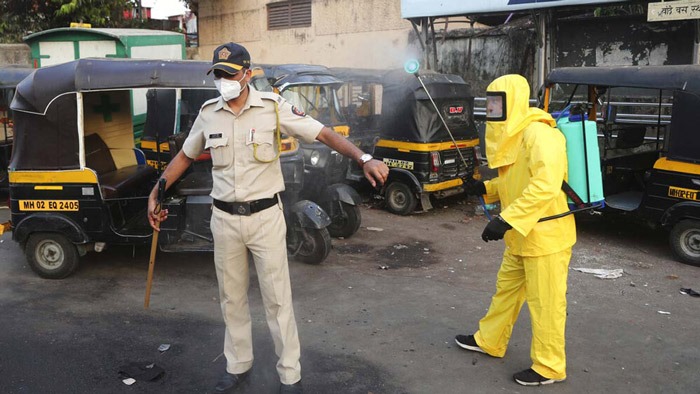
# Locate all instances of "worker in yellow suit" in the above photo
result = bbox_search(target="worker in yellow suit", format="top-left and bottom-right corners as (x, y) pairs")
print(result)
(456, 74), (576, 386)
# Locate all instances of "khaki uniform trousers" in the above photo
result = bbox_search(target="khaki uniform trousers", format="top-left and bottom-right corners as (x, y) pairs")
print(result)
(474, 248), (571, 380)
(210, 203), (301, 385)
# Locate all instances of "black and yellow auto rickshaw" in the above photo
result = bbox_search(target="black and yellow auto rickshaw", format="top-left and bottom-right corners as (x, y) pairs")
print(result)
(0, 66), (34, 190)
(342, 69), (480, 215)
(543, 65), (700, 266)
(8, 58), (332, 279)
(256, 64), (362, 238)
(329, 67), (385, 162)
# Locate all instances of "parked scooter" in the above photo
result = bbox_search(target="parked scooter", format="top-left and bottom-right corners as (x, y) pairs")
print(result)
(7, 58), (331, 279)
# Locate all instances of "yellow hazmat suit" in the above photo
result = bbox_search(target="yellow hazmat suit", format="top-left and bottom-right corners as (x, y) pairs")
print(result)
(473, 75), (576, 380)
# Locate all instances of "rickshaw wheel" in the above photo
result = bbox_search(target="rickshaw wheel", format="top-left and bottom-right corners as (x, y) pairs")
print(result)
(327, 202), (361, 238)
(25, 233), (80, 279)
(669, 220), (700, 267)
(385, 181), (417, 216)
(295, 227), (332, 265)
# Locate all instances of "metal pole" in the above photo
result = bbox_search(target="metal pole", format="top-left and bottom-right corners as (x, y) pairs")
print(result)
(430, 18), (438, 71)
(694, 20), (700, 65)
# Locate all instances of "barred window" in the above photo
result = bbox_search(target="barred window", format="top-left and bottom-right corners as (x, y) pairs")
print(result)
(267, 1), (312, 30)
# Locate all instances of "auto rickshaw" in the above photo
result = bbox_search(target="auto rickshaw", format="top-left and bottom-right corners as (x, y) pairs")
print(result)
(542, 65), (700, 266)
(8, 58), (331, 279)
(256, 64), (362, 238)
(329, 67), (385, 163)
(0, 66), (34, 190)
(342, 69), (480, 215)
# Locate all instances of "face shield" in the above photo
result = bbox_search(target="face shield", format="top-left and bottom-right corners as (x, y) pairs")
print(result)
(486, 92), (507, 121)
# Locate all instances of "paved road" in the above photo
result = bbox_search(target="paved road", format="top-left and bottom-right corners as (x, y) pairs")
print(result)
(0, 196), (699, 393)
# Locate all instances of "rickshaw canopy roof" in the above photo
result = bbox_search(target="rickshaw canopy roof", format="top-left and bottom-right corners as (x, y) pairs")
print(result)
(255, 64), (343, 91)
(546, 65), (700, 93)
(380, 69), (478, 143)
(0, 66), (34, 89)
(11, 58), (213, 114)
(329, 67), (387, 85)
(547, 65), (700, 164)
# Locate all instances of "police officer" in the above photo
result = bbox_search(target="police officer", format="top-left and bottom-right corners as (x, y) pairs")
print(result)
(147, 42), (389, 394)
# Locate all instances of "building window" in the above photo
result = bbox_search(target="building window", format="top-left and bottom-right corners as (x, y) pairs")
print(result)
(267, 0), (312, 30)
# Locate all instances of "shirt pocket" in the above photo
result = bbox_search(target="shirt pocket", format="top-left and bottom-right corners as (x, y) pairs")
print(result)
(247, 130), (277, 162)
(205, 136), (231, 167)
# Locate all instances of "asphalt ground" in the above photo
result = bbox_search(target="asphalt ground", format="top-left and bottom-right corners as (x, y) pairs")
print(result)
(1, 194), (699, 394)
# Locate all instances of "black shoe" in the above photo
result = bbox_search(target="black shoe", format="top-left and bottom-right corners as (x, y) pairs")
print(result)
(455, 334), (486, 354)
(279, 380), (303, 394)
(513, 368), (565, 386)
(214, 371), (249, 393)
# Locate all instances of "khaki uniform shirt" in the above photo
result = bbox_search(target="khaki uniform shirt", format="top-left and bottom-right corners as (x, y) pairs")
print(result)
(182, 87), (323, 202)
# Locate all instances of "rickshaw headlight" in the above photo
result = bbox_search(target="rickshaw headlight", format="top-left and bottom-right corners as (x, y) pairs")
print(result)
(310, 150), (321, 166)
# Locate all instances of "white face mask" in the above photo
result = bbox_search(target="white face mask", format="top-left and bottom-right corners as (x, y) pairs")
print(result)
(214, 71), (247, 101)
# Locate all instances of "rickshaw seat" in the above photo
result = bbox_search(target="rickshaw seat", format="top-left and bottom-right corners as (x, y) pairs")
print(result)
(84, 133), (157, 199)
(99, 165), (156, 199)
(615, 126), (646, 149)
(174, 170), (212, 196)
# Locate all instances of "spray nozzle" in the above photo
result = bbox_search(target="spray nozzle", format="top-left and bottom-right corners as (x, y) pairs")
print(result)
(404, 59), (420, 75)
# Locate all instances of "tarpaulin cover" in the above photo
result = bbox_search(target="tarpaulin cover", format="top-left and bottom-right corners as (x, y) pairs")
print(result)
(380, 69), (478, 143)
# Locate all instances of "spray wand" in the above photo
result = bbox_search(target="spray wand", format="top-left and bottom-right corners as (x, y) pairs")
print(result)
(404, 60), (492, 220)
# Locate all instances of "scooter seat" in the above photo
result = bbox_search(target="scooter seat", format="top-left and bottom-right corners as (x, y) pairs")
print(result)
(99, 164), (156, 199)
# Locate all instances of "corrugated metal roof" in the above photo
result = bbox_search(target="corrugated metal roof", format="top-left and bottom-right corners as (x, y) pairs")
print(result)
(24, 27), (182, 43)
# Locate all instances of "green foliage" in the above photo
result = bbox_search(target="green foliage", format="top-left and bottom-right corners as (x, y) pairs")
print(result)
(0, 0), (138, 43)
(594, 5), (646, 17)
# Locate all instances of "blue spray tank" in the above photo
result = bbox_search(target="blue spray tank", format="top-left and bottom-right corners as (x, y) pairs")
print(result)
(536, 104), (605, 223)
(554, 104), (605, 209)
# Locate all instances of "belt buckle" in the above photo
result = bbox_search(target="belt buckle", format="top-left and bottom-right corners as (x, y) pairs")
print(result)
(236, 203), (251, 216)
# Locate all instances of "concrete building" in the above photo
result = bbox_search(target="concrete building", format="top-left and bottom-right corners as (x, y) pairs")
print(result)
(196, 0), (416, 68)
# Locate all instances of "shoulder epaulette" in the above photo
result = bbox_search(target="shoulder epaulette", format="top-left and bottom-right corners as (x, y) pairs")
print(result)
(200, 97), (219, 109)
(259, 91), (285, 104)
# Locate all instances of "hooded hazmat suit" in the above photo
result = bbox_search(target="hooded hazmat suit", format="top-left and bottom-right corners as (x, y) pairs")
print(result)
(473, 75), (576, 380)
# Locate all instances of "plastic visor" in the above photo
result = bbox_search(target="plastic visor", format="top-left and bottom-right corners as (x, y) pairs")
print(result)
(486, 92), (507, 121)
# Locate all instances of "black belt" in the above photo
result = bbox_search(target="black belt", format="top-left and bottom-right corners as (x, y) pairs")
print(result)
(213, 195), (278, 216)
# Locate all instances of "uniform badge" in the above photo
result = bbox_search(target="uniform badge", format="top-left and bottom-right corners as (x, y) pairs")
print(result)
(218, 47), (231, 60)
(291, 106), (306, 117)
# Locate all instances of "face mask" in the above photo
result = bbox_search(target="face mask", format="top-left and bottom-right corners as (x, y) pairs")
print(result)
(214, 71), (247, 101)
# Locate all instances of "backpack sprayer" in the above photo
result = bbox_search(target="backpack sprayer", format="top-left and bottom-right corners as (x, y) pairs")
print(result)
(405, 60), (604, 223)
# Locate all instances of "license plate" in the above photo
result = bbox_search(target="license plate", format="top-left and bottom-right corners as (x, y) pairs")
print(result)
(19, 200), (80, 211)
(668, 186), (699, 201)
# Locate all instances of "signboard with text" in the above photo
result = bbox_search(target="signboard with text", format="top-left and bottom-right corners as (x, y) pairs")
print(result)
(648, 1), (700, 21)
(401, 0), (631, 18)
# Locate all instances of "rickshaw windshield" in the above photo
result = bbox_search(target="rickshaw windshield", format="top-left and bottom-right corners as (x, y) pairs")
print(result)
(281, 85), (346, 126)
